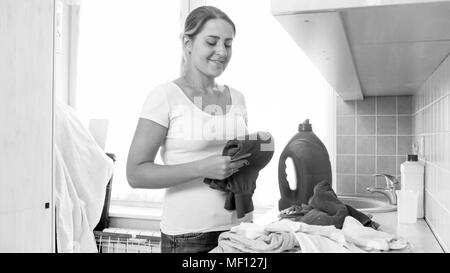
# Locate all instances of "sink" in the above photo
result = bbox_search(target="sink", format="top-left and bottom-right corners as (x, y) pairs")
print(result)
(338, 195), (396, 213)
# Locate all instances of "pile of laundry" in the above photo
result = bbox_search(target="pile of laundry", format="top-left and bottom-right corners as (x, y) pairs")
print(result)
(210, 181), (409, 253)
(210, 216), (408, 253)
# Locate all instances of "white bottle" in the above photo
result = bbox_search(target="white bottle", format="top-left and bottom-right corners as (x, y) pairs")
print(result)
(400, 155), (424, 218)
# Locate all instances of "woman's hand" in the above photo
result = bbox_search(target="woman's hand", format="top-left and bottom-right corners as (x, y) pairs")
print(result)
(197, 153), (251, 180)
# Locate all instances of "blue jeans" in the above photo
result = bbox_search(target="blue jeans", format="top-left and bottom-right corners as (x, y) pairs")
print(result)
(160, 230), (226, 253)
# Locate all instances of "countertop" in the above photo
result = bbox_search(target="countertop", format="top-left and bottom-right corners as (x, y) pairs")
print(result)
(110, 204), (444, 253)
(371, 212), (443, 253)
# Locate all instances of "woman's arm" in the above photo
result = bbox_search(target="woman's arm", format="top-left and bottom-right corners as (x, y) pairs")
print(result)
(126, 118), (201, 189)
(126, 118), (250, 189)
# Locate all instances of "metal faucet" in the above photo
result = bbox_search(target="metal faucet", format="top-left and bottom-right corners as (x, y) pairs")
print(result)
(366, 173), (399, 205)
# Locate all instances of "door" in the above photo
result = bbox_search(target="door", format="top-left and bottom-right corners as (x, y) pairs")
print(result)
(0, 0), (54, 252)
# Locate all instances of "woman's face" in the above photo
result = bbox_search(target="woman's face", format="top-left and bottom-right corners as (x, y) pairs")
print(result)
(187, 19), (234, 78)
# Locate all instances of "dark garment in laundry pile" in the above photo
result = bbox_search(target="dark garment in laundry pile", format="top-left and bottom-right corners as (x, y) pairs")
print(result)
(279, 180), (380, 230)
(204, 131), (274, 218)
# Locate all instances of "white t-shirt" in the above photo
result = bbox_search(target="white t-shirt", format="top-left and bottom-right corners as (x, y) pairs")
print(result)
(140, 81), (253, 235)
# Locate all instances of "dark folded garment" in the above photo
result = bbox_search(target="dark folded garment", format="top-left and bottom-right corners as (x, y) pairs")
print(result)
(204, 131), (274, 218)
(279, 180), (379, 229)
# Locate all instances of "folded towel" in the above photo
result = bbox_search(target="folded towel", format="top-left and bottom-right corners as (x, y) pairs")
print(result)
(266, 219), (348, 248)
(211, 223), (299, 253)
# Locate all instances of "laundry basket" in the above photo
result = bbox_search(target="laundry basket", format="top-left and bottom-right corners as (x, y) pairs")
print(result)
(93, 153), (161, 253)
(94, 229), (161, 253)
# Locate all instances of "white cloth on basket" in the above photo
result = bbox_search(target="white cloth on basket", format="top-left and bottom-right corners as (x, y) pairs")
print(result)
(54, 100), (114, 252)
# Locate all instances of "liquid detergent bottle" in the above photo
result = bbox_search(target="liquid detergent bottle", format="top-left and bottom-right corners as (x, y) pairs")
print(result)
(400, 154), (424, 218)
(278, 119), (332, 211)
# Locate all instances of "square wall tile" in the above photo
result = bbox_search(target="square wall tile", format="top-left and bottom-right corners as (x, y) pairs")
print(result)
(356, 97), (376, 115)
(356, 136), (375, 155)
(337, 155), (355, 174)
(337, 116), (355, 135)
(336, 98), (356, 115)
(398, 136), (413, 155)
(397, 96), (412, 115)
(357, 116), (376, 135)
(336, 175), (356, 195)
(357, 156), (376, 174)
(377, 156), (397, 176)
(377, 136), (396, 155)
(337, 136), (355, 154)
(377, 116), (397, 135)
(377, 96), (396, 115)
(398, 116), (412, 135)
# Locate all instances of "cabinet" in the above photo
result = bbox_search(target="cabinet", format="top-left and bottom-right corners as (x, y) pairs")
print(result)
(0, 0), (55, 252)
(271, 0), (450, 100)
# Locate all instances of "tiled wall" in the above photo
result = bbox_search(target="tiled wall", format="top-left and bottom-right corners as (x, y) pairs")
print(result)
(413, 54), (450, 252)
(335, 96), (413, 196)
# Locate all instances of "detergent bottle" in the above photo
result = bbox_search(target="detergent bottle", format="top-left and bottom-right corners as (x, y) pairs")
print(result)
(400, 154), (424, 218)
(278, 119), (332, 211)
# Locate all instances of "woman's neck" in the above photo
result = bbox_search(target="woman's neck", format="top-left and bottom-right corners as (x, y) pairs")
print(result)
(182, 71), (217, 94)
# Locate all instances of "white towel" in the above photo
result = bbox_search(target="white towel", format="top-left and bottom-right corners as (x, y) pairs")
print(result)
(294, 233), (361, 253)
(54, 100), (114, 252)
(266, 219), (365, 253)
(342, 216), (408, 251)
(266, 219), (347, 246)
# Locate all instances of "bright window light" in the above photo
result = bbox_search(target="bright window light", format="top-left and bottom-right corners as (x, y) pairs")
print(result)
(76, 0), (182, 203)
(76, 0), (335, 208)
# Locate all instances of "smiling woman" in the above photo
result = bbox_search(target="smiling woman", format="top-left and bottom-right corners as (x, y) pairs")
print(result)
(75, 0), (336, 230)
(125, 5), (259, 253)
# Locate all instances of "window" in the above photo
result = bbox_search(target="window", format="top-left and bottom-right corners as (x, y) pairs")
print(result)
(76, 0), (336, 209)
(76, 0), (182, 203)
